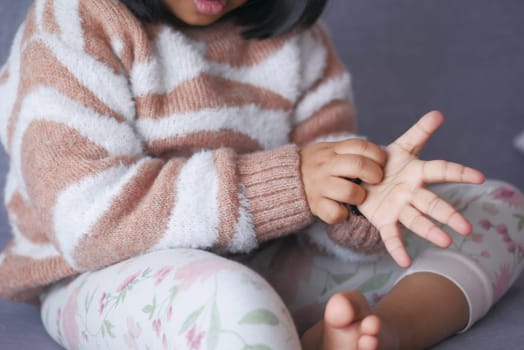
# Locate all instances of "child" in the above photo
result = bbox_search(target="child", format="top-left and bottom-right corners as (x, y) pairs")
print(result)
(0, 0), (522, 349)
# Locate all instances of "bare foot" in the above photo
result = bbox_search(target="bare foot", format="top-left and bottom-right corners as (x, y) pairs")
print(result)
(302, 291), (399, 350)
(303, 273), (470, 350)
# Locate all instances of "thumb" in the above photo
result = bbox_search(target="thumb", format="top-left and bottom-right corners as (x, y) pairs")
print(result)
(392, 111), (444, 155)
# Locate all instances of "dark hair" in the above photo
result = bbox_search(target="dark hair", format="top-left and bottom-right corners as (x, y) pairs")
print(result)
(118, 0), (328, 39)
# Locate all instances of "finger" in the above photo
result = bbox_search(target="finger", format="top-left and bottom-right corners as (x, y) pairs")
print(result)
(333, 139), (387, 167)
(322, 177), (367, 205)
(316, 197), (349, 225)
(399, 205), (452, 248)
(393, 111), (444, 155)
(412, 188), (472, 235)
(329, 154), (384, 184)
(422, 160), (486, 184)
(378, 222), (412, 267)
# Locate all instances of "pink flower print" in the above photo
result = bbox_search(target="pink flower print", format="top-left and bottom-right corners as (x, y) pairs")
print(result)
(372, 292), (384, 304)
(162, 334), (168, 350)
(167, 306), (173, 322)
(480, 250), (490, 258)
(175, 258), (241, 291)
(507, 243), (517, 253)
(123, 335), (136, 350)
(127, 316), (142, 338)
(492, 264), (513, 302)
(117, 271), (141, 292)
(62, 287), (81, 350)
(152, 319), (162, 338)
(186, 325), (205, 350)
(491, 186), (524, 208)
(495, 224), (509, 235)
(123, 317), (142, 350)
(98, 292), (107, 315)
(154, 266), (173, 285)
(470, 232), (484, 243)
(481, 203), (499, 215)
(478, 219), (492, 230)
(503, 235), (512, 243)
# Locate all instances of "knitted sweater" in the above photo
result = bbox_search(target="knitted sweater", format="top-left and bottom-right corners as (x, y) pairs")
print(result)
(0, 0), (363, 302)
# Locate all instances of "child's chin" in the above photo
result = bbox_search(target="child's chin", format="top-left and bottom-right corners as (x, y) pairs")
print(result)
(179, 13), (222, 27)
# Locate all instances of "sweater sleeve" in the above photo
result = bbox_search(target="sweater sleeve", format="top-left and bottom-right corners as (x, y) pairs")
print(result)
(289, 23), (385, 262)
(0, 1), (314, 273)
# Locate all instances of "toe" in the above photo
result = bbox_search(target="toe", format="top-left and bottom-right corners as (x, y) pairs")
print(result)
(324, 293), (355, 328)
(358, 335), (379, 350)
(322, 291), (376, 350)
(325, 291), (371, 328)
(361, 315), (381, 336)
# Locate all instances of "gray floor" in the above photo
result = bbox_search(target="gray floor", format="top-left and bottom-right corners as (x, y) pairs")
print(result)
(0, 0), (523, 349)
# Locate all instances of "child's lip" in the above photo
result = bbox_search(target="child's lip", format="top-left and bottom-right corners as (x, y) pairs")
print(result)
(192, 0), (227, 16)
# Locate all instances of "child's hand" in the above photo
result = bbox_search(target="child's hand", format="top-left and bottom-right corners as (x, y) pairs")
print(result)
(357, 111), (485, 267)
(300, 138), (387, 225)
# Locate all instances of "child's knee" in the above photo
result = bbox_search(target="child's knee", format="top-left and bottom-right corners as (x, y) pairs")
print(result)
(148, 251), (301, 348)
(453, 180), (524, 302)
(40, 249), (302, 349)
(475, 180), (524, 242)
(481, 179), (524, 207)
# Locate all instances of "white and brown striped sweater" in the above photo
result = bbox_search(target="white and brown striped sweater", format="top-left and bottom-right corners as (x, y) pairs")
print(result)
(0, 0), (359, 302)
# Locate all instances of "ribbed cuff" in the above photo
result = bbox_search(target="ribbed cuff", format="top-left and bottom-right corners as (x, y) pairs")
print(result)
(304, 220), (382, 263)
(394, 248), (494, 333)
(238, 144), (315, 242)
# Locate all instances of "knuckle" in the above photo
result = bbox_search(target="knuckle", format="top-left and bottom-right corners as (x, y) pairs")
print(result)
(352, 156), (365, 173)
(356, 139), (369, 152)
(407, 214), (419, 231)
(446, 210), (458, 225)
(385, 239), (403, 253)
(327, 157), (339, 174)
(428, 195), (440, 213)
(444, 161), (450, 175)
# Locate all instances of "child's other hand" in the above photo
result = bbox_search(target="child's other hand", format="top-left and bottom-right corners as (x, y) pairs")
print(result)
(357, 111), (485, 268)
(300, 138), (387, 225)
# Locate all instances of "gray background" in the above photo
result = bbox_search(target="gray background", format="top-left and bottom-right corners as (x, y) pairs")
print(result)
(0, 0), (523, 349)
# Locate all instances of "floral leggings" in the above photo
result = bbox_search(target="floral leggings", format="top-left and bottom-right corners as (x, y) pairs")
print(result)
(40, 180), (524, 350)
